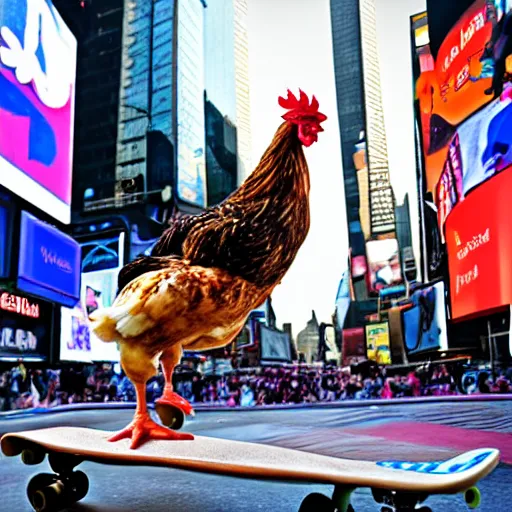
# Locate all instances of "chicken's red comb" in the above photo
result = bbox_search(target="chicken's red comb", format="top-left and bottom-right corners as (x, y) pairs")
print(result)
(278, 89), (327, 123)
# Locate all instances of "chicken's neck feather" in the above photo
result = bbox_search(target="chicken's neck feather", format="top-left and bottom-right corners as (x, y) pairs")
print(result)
(232, 122), (310, 204)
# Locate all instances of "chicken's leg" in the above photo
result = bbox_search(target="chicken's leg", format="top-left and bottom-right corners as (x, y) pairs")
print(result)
(109, 343), (193, 449)
(155, 345), (194, 427)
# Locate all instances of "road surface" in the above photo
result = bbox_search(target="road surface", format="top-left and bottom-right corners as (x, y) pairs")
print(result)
(1, 401), (511, 511)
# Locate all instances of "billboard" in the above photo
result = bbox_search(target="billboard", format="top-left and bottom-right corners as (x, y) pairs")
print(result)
(0, 0), (77, 224)
(17, 211), (81, 308)
(366, 239), (403, 295)
(365, 322), (391, 365)
(259, 325), (292, 363)
(436, 90), (512, 234)
(402, 281), (448, 355)
(445, 168), (512, 320)
(59, 232), (126, 362)
(341, 327), (366, 366)
(176, 0), (207, 208)
(0, 201), (13, 277)
(0, 289), (52, 361)
(59, 304), (92, 362)
(414, 1), (512, 200)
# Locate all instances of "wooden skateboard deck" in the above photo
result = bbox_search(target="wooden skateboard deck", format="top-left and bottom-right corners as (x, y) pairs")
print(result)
(1, 427), (500, 512)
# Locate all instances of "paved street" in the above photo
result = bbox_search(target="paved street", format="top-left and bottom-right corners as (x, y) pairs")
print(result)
(1, 401), (511, 511)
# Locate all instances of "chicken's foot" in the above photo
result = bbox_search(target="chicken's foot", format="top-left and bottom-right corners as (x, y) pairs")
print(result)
(109, 382), (194, 449)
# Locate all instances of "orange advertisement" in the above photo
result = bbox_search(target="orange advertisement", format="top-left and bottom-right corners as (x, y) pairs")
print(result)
(445, 168), (512, 320)
(416, 0), (511, 193)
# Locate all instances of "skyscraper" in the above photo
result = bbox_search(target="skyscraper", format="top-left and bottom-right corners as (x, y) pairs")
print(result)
(53, 0), (124, 215)
(204, 0), (238, 206)
(331, 0), (400, 301)
(331, 0), (395, 241)
(233, 0), (253, 183)
(115, 0), (178, 209)
(358, 0), (395, 236)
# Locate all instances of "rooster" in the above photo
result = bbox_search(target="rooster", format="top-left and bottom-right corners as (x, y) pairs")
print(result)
(89, 90), (327, 448)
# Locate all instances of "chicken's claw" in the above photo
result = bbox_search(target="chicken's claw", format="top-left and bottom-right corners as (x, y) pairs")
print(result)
(109, 413), (194, 449)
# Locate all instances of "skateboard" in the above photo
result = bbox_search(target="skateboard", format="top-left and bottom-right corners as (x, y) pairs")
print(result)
(1, 426), (499, 512)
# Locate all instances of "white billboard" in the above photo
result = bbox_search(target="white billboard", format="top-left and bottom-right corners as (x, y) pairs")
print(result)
(60, 233), (125, 362)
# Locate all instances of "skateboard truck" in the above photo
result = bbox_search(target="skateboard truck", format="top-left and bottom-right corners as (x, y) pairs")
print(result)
(299, 485), (482, 512)
(299, 485), (355, 512)
(372, 489), (432, 511)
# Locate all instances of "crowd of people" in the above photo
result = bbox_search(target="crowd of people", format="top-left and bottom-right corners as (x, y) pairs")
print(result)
(1, 360), (511, 412)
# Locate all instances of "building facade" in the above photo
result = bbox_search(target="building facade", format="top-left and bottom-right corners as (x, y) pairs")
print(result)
(54, 0), (124, 214)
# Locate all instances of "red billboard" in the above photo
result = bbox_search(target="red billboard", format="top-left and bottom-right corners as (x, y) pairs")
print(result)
(445, 168), (512, 320)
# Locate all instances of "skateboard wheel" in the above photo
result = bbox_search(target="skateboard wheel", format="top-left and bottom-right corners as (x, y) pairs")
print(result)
(31, 481), (64, 512)
(465, 487), (481, 509)
(155, 403), (185, 430)
(70, 470), (89, 502)
(22, 447), (46, 465)
(298, 493), (336, 512)
(27, 474), (57, 510)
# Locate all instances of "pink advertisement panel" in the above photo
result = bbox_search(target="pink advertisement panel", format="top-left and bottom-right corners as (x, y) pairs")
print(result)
(0, 0), (76, 223)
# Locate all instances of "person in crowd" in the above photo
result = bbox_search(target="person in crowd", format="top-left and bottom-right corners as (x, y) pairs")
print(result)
(1, 360), (510, 413)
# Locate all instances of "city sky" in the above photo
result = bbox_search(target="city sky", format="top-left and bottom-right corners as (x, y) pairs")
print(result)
(247, 0), (426, 335)
(247, 0), (347, 336)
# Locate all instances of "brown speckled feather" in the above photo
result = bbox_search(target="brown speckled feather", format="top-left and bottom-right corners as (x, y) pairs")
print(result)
(92, 121), (312, 358)
(117, 122), (310, 293)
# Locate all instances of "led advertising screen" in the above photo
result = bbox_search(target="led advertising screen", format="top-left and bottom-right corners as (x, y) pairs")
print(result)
(0, 289), (52, 361)
(402, 281), (448, 355)
(435, 87), (512, 234)
(17, 211), (81, 308)
(0, 202), (13, 277)
(176, 0), (207, 208)
(59, 233), (125, 362)
(365, 322), (391, 365)
(0, 0), (77, 224)
(415, 1), (512, 200)
(259, 325), (292, 363)
(445, 168), (512, 320)
(341, 327), (366, 366)
(365, 239), (403, 295)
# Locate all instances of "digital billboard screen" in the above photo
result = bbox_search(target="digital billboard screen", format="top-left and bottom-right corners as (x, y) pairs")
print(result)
(0, 289), (52, 361)
(365, 239), (403, 295)
(365, 322), (391, 365)
(413, 1), (512, 204)
(402, 281), (448, 355)
(0, 0), (77, 224)
(59, 233), (125, 362)
(259, 325), (292, 363)
(445, 168), (512, 320)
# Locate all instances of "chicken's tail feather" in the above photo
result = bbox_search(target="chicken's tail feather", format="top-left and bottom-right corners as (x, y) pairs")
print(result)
(88, 308), (119, 342)
(89, 300), (156, 341)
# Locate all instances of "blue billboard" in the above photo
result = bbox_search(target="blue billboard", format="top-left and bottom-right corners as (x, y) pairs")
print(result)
(0, 202), (12, 277)
(402, 281), (448, 355)
(17, 211), (81, 307)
